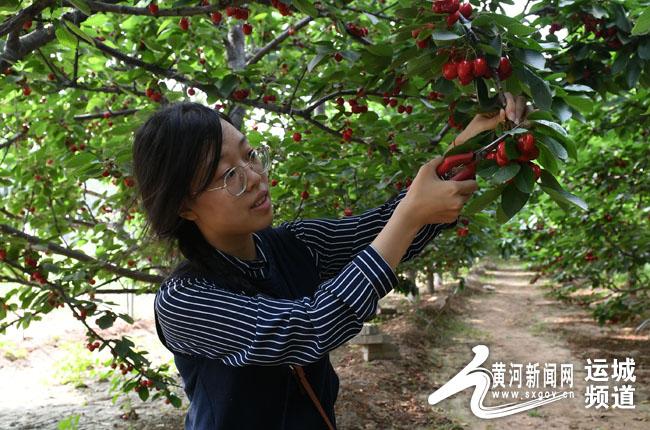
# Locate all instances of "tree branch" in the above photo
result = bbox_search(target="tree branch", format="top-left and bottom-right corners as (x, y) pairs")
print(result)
(246, 16), (313, 67)
(0, 223), (164, 284)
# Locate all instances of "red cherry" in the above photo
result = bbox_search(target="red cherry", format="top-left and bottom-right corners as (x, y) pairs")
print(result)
(389, 98), (398, 107)
(416, 38), (428, 49)
(179, 17), (189, 31)
(457, 60), (474, 79)
(456, 227), (469, 237)
(242, 23), (253, 35)
(271, 179), (278, 187)
(405, 105), (413, 114)
(211, 11), (222, 24)
(300, 190), (309, 200)
(292, 132), (302, 142)
(517, 133), (536, 153)
(472, 57), (488, 77)
(334, 52), (343, 62)
(22, 86), (32, 96)
(498, 57), (512, 80)
(459, 3), (472, 18)
(389, 143), (398, 153)
(411, 28), (421, 39)
(344, 207), (353, 217)
(123, 176), (135, 187)
(187, 87), (196, 96)
(447, 11), (460, 27)
(225, 6), (236, 16)
(0, 249), (6, 261)
(496, 141), (509, 166)
(102, 111), (111, 119)
(397, 105), (406, 114)
(148, 3), (159, 14)
(23, 20), (32, 30)
(442, 62), (458, 80)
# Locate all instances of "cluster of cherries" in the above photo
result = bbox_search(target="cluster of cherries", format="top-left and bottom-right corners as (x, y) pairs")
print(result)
(346, 23), (369, 38)
(271, 0), (292, 16)
(341, 127), (354, 141)
(443, 56), (512, 85)
(485, 133), (542, 180)
(580, 13), (622, 50)
(262, 94), (277, 103)
(232, 89), (249, 100)
(145, 87), (163, 102)
(432, 0), (473, 26)
(584, 250), (599, 262)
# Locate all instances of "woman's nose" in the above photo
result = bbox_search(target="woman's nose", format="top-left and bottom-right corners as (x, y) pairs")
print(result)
(244, 164), (265, 191)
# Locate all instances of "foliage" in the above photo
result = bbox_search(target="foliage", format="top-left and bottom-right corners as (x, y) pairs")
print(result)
(0, 0), (649, 406)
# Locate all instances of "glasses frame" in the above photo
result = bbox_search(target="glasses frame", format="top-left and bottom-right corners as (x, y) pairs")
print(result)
(194, 145), (271, 198)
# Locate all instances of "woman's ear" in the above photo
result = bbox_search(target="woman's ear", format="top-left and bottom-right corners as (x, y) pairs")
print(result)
(179, 201), (198, 221)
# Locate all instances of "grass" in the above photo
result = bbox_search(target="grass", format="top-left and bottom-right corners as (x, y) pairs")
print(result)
(527, 408), (542, 418)
(0, 339), (29, 361)
(49, 340), (106, 388)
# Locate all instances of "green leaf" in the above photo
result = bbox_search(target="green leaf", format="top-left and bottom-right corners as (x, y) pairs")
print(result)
(631, 8), (650, 35)
(463, 185), (504, 215)
(138, 387), (149, 401)
(431, 31), (462, 41)
(536, 144), (559, 175)
(64, 20), (95, 46)
(523, 67), (552, 111)
(307, 52), (327, 73)
(96, 313), (116, 329)
(291, 0), (319, 16)
(540, 186), (588, 211)
(365, 44), (393, 57)
(55, 24), (77, 49)
(492, 163), (520, 184)
(538, 136), (568, 162)
(563, 84), (594, 92)
(472, 13), (537, 36)
(532, 120), (568, 136)
(564, 95), (593, 113)
(500, 183), (530, 222)
(68, 0), (92, 16)
(552, 99), (572, 122)
(639, 38), (650, 60)
(518, 49), (546, 70)
(514, 163), (535, 194)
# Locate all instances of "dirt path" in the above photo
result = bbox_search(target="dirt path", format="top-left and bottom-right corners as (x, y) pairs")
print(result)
(430, 262), (650, 429)
(2, 262), (648, 429)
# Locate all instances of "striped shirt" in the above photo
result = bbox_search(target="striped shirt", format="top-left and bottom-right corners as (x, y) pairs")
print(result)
(155, 188), (453, 367)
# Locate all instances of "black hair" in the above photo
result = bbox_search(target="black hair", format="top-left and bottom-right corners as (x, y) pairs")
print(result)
(132, 102), (275, 298)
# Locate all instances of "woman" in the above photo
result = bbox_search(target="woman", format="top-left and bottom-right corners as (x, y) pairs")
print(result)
(132, 96), (526, 429)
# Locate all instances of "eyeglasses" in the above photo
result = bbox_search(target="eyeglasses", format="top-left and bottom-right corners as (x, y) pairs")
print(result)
(195, 145), (271, 198)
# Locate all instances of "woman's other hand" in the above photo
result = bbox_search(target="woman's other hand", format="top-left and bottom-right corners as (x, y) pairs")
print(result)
(449, 92), (530, 152)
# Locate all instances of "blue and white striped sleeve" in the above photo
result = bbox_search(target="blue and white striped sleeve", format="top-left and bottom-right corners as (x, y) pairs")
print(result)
(280, 188), (456, 280)
(155, 245), (397, 367)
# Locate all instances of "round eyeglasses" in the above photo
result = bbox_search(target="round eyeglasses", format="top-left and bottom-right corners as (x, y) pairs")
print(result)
(195, 145), (271, 198)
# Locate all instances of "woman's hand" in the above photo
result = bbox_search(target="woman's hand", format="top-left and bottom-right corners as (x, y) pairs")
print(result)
(397, 157), (479, 228)
(450, 92), (530, 150)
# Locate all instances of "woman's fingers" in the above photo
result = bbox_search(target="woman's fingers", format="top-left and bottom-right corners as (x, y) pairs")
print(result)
(515, 95), (527, 123)
(504, 92), (517, 122)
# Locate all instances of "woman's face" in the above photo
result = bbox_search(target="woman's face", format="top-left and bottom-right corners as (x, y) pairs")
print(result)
(180, 119), (273, 238)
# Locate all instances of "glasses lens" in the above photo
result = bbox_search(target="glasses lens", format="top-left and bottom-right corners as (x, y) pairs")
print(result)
(225, 167), (247, 196)
(251, 146), (270, 174)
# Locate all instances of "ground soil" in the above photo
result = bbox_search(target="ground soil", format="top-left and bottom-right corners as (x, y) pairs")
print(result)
(0, 260), (648, 429)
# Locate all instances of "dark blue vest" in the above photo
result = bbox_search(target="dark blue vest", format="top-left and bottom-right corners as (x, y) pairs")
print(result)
(154, 225), (339, 429)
